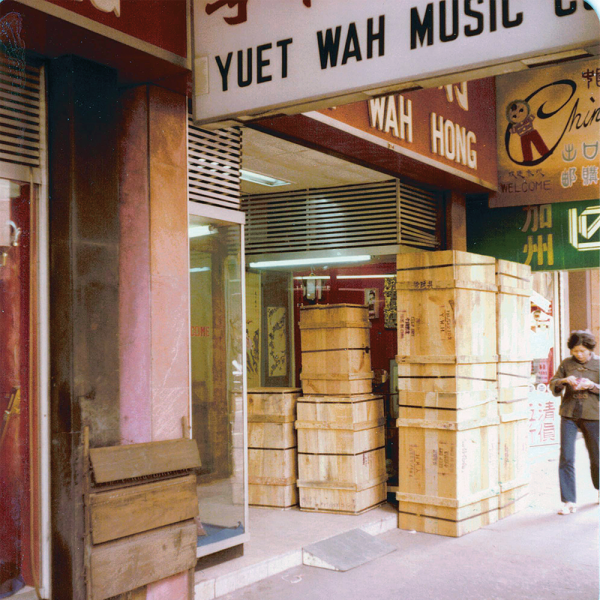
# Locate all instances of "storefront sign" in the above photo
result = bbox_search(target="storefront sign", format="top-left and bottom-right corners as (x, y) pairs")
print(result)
(35, 0), (187, 57)
(528, 388), (560, 447)
(467, 198), (600, 270)
(192, 0), (599, 126)
(493, 57), (600, 207)
(309, 78), (497, 188)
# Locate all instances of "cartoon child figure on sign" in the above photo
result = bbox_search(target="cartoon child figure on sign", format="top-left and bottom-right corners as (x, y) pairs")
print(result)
(506, 100), (549, 163)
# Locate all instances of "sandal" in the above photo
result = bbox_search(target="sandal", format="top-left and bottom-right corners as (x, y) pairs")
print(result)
(558, 502), (577, 515)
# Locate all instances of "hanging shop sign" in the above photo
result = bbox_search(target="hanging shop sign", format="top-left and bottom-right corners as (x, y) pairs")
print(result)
(308, 78), (497, 189)
(467, 198), (600, 271)
(192, 0), (599, 126)
(492, 57), (600, 207)
(26, 0), (188, 58)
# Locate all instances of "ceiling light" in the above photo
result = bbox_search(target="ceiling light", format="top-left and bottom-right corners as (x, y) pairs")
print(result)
(293, 275), (332, 280)
(250, 255), (371, 268)
(240, 169), (291, 187)
(190, 267), (211, 273)
(337, 274), (395, 279)
(189, 225), (216, 238)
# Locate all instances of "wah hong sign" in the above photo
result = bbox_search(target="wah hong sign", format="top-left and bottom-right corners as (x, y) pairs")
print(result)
(467, 198), (600, 271)
(493, 57), (600, 207)
(192, 0), (599, 126)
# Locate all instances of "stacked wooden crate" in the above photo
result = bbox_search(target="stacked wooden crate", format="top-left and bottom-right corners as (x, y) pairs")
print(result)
(496, 260), (532, 519)
(395, 250), (500, 537)
(247, 387), (301, 509)
(296, 304), (387, 514)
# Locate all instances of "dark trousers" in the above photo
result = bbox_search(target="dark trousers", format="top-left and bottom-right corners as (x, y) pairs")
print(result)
(559, 417), (599, 503)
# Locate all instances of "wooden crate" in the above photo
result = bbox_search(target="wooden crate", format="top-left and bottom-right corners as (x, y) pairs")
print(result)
(496, 260), (532, 362)
(247, 387), (301, 423)
(300, 392), (379, 404)
(397, 492), (499, 537)
(396, 358), (497, 393)
(298, 481), (387, 514)
(296, 396), (384, 430)
(297, 426), (385, 455)
(300, 324), (370, 352)
(499, 415), (529, 486)
(498, 481), (529, 520)
(397, 417), (499, 500)
(300, 373), (373, 395)
(248, 422), (296, 450)
(300, 304), (369, 328)
(249, 483), (298, 509)
(398, 390), (498, 424)
(498, 385), (529, 417)
(248, 448), (297, 485)
(301, 347), (372, 378)
(297, 448), (386, 487)
(396, 251), (497, 361)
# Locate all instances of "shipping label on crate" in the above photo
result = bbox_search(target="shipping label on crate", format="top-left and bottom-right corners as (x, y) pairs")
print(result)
(528, 386), (560, 446)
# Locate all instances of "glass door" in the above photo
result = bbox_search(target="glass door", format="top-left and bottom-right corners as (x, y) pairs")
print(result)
(188, 203), (248, 557)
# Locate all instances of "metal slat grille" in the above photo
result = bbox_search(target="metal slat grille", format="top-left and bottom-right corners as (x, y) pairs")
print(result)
(0, 56), (42, 168)
(242, 179), (440, 256)
(188, 118), (242, 210)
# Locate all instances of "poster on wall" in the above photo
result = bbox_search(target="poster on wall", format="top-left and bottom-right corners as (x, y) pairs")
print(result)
(267, 307), (287, 377)
(365, 288), (379, 319)
(383, 277), (397, 329)
(493, 57), (600, 207)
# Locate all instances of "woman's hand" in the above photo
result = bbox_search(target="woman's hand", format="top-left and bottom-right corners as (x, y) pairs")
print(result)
(562, 376), (579, 387)
(574, 377), (597, 391)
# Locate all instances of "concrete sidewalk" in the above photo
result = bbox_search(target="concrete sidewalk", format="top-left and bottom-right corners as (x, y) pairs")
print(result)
(204, 439), (598, 600)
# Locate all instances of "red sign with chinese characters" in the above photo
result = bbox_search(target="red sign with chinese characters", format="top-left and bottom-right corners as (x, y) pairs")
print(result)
(39, 0), (187, 57)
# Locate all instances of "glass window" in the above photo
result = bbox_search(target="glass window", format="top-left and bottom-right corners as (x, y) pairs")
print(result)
(189, 211), (247, 554)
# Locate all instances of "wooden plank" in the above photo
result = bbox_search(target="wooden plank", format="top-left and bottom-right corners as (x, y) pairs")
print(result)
(90, 521), (197, 600)
(300, 393), (379, 404)
(296, 397), (384, 430)
(247, 389), (300, 423)
(300, 304), (369, 328)
(248, 448), (297, 485)
(300, 326), (370, 352)
(299, 482), (386, 514)
(248, 483), (298, 508)
(89, 474), (198, 544)
(499, 418), (529, 486)
(301, 348), (372, 378)
(396, 361), (497, 393)
(297, 426), (385, 455)
(248, 422), (296, 449)
(300, 375), (373, 396)
(398, 397), (498, 424)
(297, 448), (386, 488)
(89, 439), (201, 484)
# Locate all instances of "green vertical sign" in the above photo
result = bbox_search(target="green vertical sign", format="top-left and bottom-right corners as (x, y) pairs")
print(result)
(468, 199), (600, 271)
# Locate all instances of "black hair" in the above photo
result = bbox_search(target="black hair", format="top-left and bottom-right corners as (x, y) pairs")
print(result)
(567, 330), (596, 351)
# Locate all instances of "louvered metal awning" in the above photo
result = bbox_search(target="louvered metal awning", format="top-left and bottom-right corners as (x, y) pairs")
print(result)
(242, 179), (440, 259)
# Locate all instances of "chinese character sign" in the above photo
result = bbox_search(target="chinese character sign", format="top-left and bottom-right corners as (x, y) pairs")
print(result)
(528, 386), (560, 447)
(494, 58), (600, 207)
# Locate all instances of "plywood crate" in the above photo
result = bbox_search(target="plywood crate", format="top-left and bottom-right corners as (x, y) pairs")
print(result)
(298, 448), (386, 488)
(297, 425), (385, 455)
(300, 321), (370, 352)
(247, 387), (301, 423)
(249, 483), (298, 509)
(296, 395), (384, 430)
(300, 372), (374, 395)
(499, 414), (530, 486)
(248, 448), (297, 486)
(300, 392), (379, 404)
(498, 384), (529, 417)
(299, 304), (370, 328)
(498, 480), (529, 520)
(248, 422), (296, 450)
(298, 481), (387, 515)
(396, 250), (498, 361)
(397, 490), (499, 537)
(396, 357), (497, 393)
(497, 360), (531, 416)
(301, 347), (372, 378)
(397, 417), (499, 500)
(398, 390), (498, 424)
(496, 259), (532, 363)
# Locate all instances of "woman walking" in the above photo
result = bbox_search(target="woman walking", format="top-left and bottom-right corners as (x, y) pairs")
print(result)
(550, 331), (599, 515)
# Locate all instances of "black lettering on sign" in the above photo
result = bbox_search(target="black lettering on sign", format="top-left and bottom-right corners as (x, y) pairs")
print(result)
(555, 0), (594, 16)
(277, 38), (293, 78)
(216, 52), (233, 91)
(237, 48), (252, 88)
(317, 16), (385, 69)
(256, 43), (272, 84)
(410, 0), (523, 49)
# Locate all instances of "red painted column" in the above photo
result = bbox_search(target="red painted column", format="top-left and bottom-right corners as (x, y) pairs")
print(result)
(119, 85), (191, 599)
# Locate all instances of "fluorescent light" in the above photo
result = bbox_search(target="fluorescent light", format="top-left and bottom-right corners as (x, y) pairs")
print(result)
(190, 267), (211, 273)
(250, 255), (371, 268)
(293, 276), (331, 280)
(240, 169), (291, 187)
(189, 225), (215, 238)
(337, 274), (395, 280)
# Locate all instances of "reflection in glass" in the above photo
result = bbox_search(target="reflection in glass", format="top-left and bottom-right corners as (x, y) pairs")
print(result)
(189, 214), (245, 549)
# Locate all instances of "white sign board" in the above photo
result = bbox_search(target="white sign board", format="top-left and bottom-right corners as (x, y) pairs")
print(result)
(192, 0), (600, 127)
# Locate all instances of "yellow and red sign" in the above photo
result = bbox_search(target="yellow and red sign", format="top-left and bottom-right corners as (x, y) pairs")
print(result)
(493, 58), (600, 207)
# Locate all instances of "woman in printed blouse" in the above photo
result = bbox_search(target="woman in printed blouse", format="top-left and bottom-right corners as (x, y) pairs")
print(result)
(550, 331), (600, 515)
